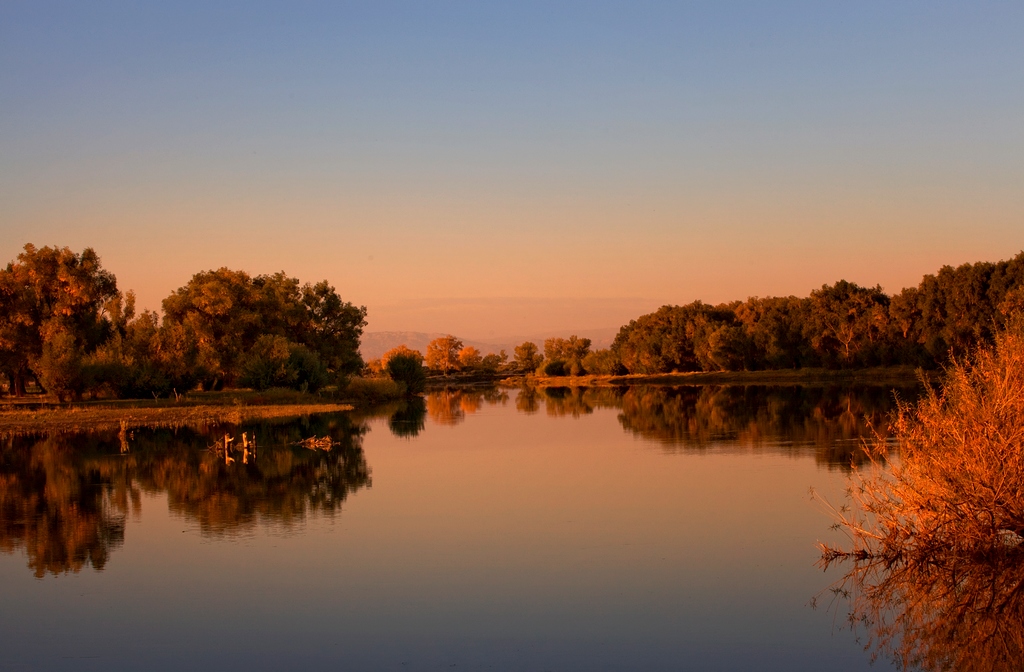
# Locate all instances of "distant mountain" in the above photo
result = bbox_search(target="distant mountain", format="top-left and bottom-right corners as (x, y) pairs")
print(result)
(359, 327), (622, 361)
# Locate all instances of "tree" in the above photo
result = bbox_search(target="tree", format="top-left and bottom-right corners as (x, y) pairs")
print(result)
(161, 268), (365, 387)
(612, 302), (733, 374)
(480, 350), (508, 372)
(36, 327), (85, 402)
(543, 335), (592, 374)
(734, 296), (815, 369)
(581, 349), (623, 375)
(381, 345), (424, 371)
(386, 352), (427, 395)
(297, 280), (367, 377)
(238, 335), (328, 392)
(513, 342), (543, 372)
(0, 244), (120, 397)
(807, 281), (889, 367)
(458, 346), (483, 369)
(426, 335), (463, 374)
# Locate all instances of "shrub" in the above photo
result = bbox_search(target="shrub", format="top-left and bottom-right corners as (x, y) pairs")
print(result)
(818, 317), (1024, 672)
(386, 353), (427, 395)
(239, 335), (293, 391)
(287, 343), (329, 393)
(341, 377), (404, 405)
(238, 336), (327, 392)
(582, 349), (625, 375)
(541, 360), (566, 376)
(36, 330), (86, 402)
(823, 318), (1024, 563)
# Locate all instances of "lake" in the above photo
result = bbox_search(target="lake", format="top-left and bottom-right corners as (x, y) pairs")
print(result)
(1, 385), (913, 671)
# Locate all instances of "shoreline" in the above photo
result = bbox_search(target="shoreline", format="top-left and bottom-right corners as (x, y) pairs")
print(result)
(529, 366), (929, 388)
(428, 366), (932, 389)
(0, 399), (355, 434)
(1, 366), (928, 433)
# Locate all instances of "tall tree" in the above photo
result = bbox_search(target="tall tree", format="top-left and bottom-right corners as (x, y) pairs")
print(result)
(513, 341), (543, 371)
(0, 245), (120, 397)
(458, 346), (483, 369)
(161, 268), (365, 387)
(426, 335), (463, 374)
(807, 281), (889, 367)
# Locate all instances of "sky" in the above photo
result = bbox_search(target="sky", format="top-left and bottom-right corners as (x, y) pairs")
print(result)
(2, 1), (1023, 339)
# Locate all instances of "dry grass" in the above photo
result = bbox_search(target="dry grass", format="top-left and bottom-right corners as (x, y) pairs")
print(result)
(820, 325), (1024, 562)
(0, 402), (355, 434)
(817, 319), (1024, 670)
(0, 377), (414, 434)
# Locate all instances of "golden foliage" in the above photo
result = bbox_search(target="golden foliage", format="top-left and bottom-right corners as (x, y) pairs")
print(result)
(820, 318), (1024, 670)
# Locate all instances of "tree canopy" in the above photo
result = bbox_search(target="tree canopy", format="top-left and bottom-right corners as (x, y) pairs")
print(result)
(0, 247), (366, 399)
(609, 251), (1024, 375)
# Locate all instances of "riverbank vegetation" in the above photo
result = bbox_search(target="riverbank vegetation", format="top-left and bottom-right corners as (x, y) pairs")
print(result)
(0, 245), (366, 401)
(818, 318), (1024, 670)
(370, 251), (1024, 385)
(4, 244), (1022, 404)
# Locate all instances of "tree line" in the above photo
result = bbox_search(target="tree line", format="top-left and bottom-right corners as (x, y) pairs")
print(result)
(609, 253), (1024, 374)
(383, 251), (1024, 379)
(0, 244), (366, 400)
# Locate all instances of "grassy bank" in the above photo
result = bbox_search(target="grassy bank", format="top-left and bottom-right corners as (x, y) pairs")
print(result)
(0, 401), (355, 434)
(0, 378), (407, 434)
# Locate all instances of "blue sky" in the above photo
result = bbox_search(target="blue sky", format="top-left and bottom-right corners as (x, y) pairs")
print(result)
(2, 2), (1022, 337)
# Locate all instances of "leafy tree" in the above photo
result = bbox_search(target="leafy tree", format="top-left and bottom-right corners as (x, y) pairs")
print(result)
(381, 345), (424, 370)
(612, 302), (732, 374)
(695, 323), (750, 371)
(542, 360), (566, 376)
(480, 350), (508, 372)
(426, 335), (463, 374)
(297, 280), (367, 377)
(513, 342), (543, 372)
(807, 281), (889, 367)
(238, 336), (328, 392)
(542, 335), (591, 375)
(0, 244), (119, 397)
(287, 343), (329, 393)
(162, 268), (365, 388)
(581, 348), (624, 375)
(36, 327), (85, 402)
(734, 296), (815, 369)
(458, 346), (483, 369)
(239, 335), (294, 391)
(385, 352), (427, 395)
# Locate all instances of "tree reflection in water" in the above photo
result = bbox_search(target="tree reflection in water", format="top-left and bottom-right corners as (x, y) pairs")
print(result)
(0, 413), (370, 577)
(426, 387), (509, 425)
(822, 550), (1024, 671)
(616, 385), (914, 468)
(423, 384), (914, 469)
(388, 397), (427, 438)
(0, 385), (914, 578)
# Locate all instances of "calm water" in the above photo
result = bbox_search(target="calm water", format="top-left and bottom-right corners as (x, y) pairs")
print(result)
(1, 385), (912, 671)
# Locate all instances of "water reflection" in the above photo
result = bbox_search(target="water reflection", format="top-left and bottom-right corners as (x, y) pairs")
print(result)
(433, 384), (915, 468)
(825, 550), (1024, 671)
(388, 397), (427, 438)
(616, 385), (907, 467)
(426, 387), (510, 425)
(1, 385), (912, 578)
(0, 414), (370, 577)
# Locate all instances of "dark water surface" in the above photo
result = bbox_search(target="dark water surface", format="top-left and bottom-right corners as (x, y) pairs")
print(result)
(1, 385), (912, 671)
